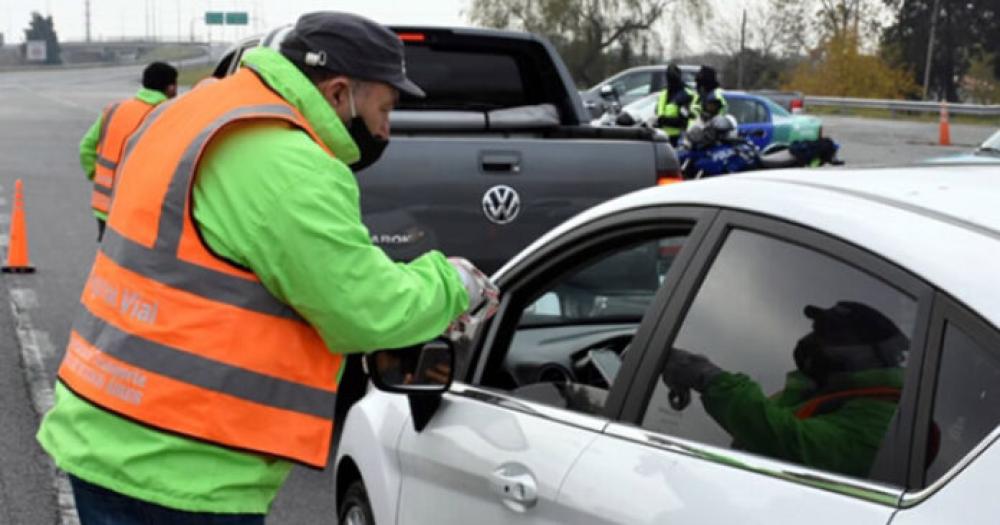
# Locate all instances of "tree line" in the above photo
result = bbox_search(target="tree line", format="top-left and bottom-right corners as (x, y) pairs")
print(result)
(467, 0), (1000, 102)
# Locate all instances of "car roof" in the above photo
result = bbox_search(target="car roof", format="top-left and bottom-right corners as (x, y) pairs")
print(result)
(497, 165), (1000, 326)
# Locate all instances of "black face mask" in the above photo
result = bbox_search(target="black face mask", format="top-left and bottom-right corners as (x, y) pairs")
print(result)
(345, 88), (389, 172)
(347, 116), (388, 172)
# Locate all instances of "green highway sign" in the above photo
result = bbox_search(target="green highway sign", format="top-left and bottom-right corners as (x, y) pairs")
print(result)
(205, 12), (224, 25)
(225, 12), (249, 25)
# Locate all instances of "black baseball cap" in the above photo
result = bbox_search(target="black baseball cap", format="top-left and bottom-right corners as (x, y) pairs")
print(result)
(280, 11), (425, 98)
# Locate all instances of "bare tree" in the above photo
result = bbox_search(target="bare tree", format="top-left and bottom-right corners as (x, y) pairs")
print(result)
(467, 0), (707, 85)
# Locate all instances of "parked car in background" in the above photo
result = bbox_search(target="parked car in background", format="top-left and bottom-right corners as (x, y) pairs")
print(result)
(594, 90), (824, 151)
(217, 26), (679, 274)
(580, 64), (699, 119)
(336, 164), (1000, 525)
(750, 89), (805, 114)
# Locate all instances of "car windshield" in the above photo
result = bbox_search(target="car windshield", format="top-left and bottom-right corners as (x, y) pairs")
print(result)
(519, 238), (683, 328)
(761, 97), (791, 116)
(978, 130), (1000, 154)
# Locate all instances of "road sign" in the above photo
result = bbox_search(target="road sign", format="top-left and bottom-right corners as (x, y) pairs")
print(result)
(205, 12), (224, 25)
(225, 12), (249, 25)
(25, 40), (46, 62)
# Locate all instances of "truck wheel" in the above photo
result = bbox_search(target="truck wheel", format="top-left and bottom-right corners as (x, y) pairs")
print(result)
(339, 481), (375, 525)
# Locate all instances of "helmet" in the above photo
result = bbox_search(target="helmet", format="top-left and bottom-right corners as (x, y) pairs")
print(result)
(666, 64), (684, 90)
(709, 114), (734, 135)
(695, 65), (720, 92)
(793, 301), (908, 383)
(701, 89), (724, 118)
(685, 122), (706, 147)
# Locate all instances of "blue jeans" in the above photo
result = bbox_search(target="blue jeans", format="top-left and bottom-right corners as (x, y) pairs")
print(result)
(70, 475), (266, 525)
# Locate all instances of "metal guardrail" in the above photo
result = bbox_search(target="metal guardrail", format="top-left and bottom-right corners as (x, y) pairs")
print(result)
(804, 96), (1000, 117)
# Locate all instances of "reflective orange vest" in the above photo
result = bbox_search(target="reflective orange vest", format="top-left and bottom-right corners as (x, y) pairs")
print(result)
(59, 67), (344, 468)
(91, 97), (157, 214)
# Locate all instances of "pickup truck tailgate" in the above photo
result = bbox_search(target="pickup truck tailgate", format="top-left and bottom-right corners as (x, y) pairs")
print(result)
(362, 135), (658, 273)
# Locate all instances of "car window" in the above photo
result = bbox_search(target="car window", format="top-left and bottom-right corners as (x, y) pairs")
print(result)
(729, 98), (768, 124)
(762, 97), (791, 117)
(925, 322), (1000, 483)
(612, 72), (654, 98)
(399, 46), (526, 109)
(478, 229), (690, 418)
(641, 228), (918, 481)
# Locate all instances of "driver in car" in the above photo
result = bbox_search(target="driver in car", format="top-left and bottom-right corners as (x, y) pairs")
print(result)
(661, 301), (908, 478)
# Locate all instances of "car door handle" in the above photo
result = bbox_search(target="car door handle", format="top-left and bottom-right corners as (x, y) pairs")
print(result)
(480, 152), (522, 174)
(491, 463), (538, 512)
(750, 129), (766, 138)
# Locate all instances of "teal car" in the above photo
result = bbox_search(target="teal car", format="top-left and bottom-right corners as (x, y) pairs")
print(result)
(601, 91), (823, 150)
(727, 92), (823, 150)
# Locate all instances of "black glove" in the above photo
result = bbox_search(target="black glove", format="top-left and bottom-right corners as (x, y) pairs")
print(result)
(661, 348), (723, 393)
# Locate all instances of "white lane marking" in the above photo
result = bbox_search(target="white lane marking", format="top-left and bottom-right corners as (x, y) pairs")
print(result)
(7, 288), (79, 525)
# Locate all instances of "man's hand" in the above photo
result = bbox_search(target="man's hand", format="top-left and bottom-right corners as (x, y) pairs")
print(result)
(447, 257), (500, 342)
(420, 362), (451, 385)
(448, 257), (499, 316)
(661, 348), (723, 393)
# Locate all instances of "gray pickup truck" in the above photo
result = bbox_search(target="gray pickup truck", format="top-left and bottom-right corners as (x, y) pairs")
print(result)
(214, 26), (679, 272)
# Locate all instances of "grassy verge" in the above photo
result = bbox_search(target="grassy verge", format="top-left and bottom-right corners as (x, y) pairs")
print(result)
(177, 64), (215, 87)
(807, 106), (999, 127)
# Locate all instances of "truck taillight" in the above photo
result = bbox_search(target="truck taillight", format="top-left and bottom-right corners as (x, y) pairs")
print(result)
(397, 32), (426, 42)
(791, 98), (804, 114)
(657, 170), (683, 186)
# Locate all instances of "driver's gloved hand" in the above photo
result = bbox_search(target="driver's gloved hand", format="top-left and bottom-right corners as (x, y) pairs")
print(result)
(661, 348), (723, 393)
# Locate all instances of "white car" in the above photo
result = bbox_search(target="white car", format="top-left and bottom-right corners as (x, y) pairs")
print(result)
(334, 164), (1000, 525)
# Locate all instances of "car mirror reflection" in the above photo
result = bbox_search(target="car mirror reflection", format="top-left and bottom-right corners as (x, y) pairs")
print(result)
(366, 340), (455, 394)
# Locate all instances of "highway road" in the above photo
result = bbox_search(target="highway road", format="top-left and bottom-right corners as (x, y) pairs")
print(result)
(0, 63), (995, 524)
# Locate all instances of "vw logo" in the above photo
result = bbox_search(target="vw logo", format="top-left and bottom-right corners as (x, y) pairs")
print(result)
(482, 185), (521, 225)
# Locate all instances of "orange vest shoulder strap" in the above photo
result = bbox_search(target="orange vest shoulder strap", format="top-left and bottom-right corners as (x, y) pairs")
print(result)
(794, 386), (902, 419)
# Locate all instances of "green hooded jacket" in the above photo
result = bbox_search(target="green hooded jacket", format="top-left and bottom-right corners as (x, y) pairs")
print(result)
(701, 367), (904, 479)
(39, 48), (469, 514)
(79, 87), (169, 220)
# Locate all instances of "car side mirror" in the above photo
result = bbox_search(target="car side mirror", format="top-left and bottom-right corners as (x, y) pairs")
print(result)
(599, 84), (621, 103)
(365, 339), (455, 394)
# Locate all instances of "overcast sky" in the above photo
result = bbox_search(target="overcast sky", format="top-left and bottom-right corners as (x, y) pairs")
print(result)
(3, 0), (471, 43)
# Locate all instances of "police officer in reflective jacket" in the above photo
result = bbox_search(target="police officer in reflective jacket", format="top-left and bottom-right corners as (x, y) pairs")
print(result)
(691, 65), (727, 123)
(662, 301), (908, 478)
(655, 64), (698, 147)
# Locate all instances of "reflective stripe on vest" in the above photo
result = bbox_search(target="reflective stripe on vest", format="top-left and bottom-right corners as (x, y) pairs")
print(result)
(59, 68), (344, 468)
(92, 98), (157, 214)
(794, 386), (902, 420)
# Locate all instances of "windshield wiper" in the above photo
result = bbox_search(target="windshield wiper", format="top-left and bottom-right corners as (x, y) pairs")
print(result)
(976, 146), (1000, 156)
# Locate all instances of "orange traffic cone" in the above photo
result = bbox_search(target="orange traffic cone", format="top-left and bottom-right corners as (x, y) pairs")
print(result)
(939, 101), (951, 146)
(2, 179), (35, 273)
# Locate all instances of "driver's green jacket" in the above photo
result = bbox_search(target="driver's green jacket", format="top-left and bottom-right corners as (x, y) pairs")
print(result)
(37, 47), (469, 514)
(701, 367), (904, 478)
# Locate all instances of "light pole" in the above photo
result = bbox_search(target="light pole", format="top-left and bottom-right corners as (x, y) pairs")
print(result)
(922, 0), (941, 100)
(85, 0), (91, 42)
